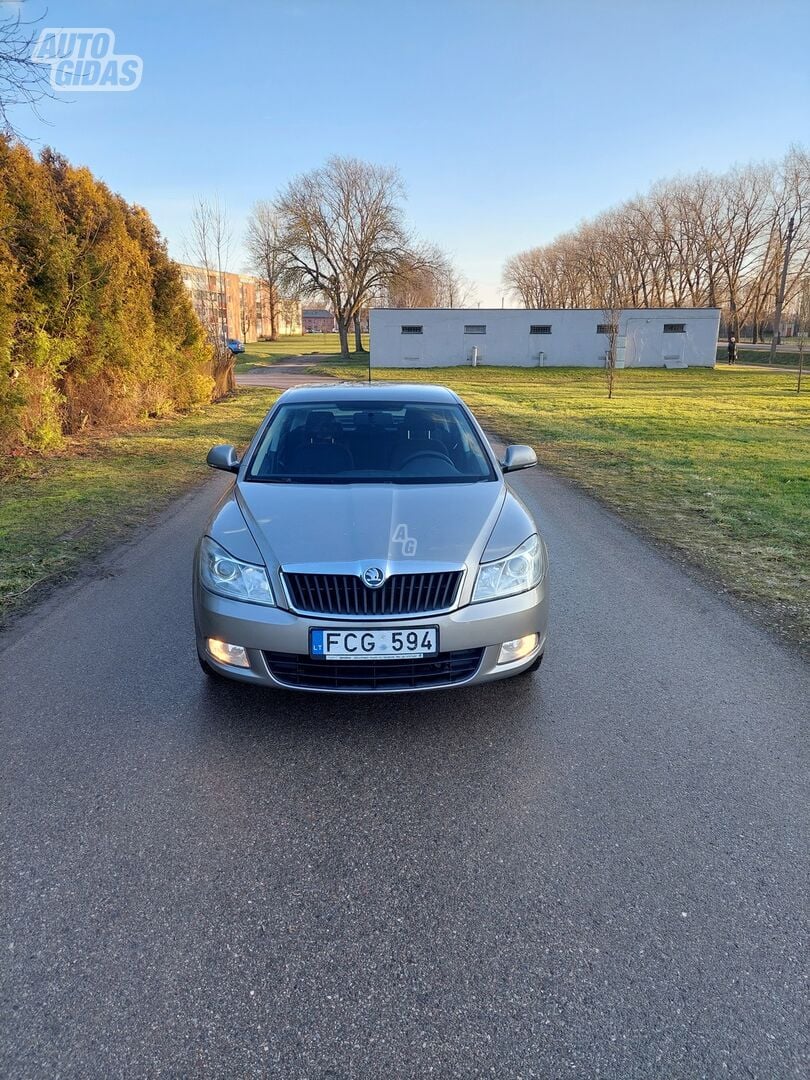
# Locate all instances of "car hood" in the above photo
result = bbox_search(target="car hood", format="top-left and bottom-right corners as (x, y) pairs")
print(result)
(234, 480), (506, 576)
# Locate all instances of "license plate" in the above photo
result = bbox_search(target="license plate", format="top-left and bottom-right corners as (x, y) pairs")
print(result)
(310, 627), (439, 661)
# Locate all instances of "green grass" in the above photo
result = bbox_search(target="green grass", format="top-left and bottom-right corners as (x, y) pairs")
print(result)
(236, 333), (368, 371)
(0, 389), (278, 623)
(4, 361), (807, 651)
(313, 363), (810, 650)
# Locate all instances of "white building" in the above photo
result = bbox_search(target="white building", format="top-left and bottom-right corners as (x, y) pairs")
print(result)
(370, 308), (721, 368)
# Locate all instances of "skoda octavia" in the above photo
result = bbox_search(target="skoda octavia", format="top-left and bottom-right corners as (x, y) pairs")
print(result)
(194, 384), (549, 692)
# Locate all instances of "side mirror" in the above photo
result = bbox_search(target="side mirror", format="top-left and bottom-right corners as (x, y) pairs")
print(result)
(207, 444), (240, 473)
(500, 444), (537, 473)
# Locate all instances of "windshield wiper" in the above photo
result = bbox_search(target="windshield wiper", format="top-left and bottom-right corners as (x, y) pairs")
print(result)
(246, 475), (356, 484)
(246, 474), (493, 485)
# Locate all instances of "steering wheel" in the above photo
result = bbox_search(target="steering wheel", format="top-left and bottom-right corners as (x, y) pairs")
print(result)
(398, 450), (455, 469)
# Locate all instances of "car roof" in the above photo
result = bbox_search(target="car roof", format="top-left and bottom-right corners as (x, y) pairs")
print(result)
(275, 382), (461, 405)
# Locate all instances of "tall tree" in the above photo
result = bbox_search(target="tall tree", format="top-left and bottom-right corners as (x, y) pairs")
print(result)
(186, 196), (234, 395)
(0, 135), (212, 454)
(382, 245), (472, 309)
(245, 200), (287, 341)
(502, 148), (810, 343)
(273, 156), (418, 358)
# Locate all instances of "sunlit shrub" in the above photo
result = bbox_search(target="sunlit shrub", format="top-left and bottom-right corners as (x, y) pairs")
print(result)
(0, 136), (215, 456)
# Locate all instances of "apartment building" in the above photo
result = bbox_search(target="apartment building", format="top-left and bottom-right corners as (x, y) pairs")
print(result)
(302, 308), (337, 333)
(180, 264), (302, 342)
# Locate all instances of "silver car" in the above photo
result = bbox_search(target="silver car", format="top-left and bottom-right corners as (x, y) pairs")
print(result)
(194, 384), (549, 693)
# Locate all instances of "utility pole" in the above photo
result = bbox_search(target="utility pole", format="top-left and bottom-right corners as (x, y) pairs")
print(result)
(769, 214), (795, 365)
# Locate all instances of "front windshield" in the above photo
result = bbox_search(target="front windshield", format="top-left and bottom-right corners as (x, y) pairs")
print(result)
(245, 399), (496, 484)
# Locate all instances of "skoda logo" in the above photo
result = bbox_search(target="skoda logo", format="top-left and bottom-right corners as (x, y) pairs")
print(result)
(363, 566), (385, 589)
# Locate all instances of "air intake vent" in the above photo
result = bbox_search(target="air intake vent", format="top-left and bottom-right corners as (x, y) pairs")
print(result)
(284, 571), (463, 616)
(265, 648), (484, 691)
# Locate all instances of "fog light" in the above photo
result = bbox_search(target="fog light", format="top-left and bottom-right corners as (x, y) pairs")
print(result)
(207, 638), (250, 668)
(497, 634), (538, 664)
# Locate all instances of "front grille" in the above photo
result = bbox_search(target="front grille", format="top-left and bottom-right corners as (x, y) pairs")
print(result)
(284, 570), (463, 616)
(264, 648), (484, 691)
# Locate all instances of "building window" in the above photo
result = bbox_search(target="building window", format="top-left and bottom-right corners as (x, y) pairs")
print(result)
(663, 323), (686, 333)
(530, 325), (552, 335)
(401, 325), (423, 335)
(597, 323), (618, 335)
(464, 324), (486, 334)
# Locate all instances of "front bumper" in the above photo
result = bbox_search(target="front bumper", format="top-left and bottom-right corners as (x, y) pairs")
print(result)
(193, 578), (549, 693)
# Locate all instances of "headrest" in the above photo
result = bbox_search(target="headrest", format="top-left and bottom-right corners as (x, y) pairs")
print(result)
(304, 410), (337, 432)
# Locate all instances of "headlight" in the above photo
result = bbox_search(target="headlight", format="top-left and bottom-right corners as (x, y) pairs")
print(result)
(473, 534), (545, 603)
(199, 536), (275, 605)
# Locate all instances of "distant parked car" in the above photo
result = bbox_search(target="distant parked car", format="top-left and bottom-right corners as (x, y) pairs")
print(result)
(226, 338), (245, 354)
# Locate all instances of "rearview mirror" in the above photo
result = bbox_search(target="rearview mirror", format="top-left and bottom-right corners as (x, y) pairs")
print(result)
(500, 445), (537, 473)
(207, 444), (240, 473)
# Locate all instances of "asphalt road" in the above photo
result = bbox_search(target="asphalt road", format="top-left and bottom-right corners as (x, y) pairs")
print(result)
(1, 463), (808, 1078)
(237, 358), (338, 391)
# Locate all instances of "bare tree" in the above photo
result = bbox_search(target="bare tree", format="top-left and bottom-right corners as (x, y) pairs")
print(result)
(599, 273), (622, 400)
(383, 259), (439, 308)
(382, 246), (472, 309)
(502, 148), (810, 349)
(768, 148), (810, 359)
(0, 5), (55, 136)
(273, 156), (420, 358)
(796, 279), (809, 394)
(186, 197), (234, 396)
(433, 251), (473, 308)
(245, 200), (287, 340)
(503, 248), (549, 307)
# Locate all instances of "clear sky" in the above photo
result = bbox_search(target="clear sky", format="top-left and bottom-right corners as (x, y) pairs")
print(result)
(6, 0), (810, 305)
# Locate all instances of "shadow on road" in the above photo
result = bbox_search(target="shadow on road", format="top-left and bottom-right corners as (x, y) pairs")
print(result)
(191, 667), (550, 746)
